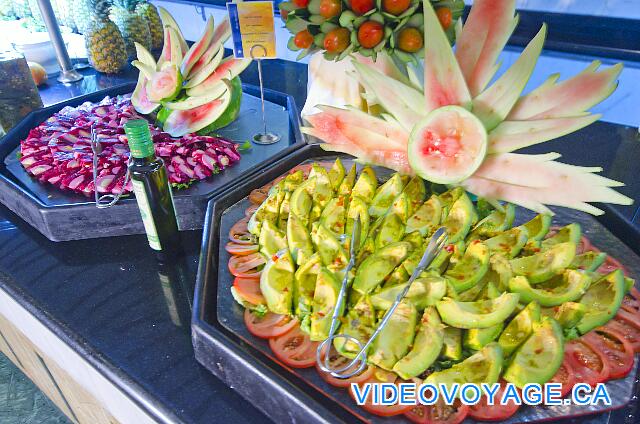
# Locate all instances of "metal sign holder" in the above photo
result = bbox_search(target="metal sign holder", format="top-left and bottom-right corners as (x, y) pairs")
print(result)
(250, 44), (280, 145)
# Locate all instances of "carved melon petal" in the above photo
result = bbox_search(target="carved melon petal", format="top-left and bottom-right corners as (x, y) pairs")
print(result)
(455, 0), (518, 96)
(190, 18), (231, 76)
(157, 6), (189, 54)
(319, 144), (413, 175)
(507, 61), (623, 120)
(180, 16), (215, 77)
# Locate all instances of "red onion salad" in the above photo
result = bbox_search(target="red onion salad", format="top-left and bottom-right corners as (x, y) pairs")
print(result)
(18, 95), (241, 196)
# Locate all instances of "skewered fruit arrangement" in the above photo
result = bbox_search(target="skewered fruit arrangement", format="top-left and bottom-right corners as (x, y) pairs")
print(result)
(131, 13), (251, 137)
(135, 0), (163, 51)
(84, 0), (128, 74)
(111, 0), (151, 59)
(304, 0), (632, 216)
(280, 0), (464, 61)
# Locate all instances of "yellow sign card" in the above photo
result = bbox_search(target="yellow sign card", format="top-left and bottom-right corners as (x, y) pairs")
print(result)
(227, 1), (277, 59)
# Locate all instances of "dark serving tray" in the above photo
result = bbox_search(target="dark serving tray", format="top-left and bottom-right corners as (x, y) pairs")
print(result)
(193, 144), (640, 423)
(0, 82), (304, 241)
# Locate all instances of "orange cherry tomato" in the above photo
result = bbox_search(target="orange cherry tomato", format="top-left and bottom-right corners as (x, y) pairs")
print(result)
(293, 0), (310, 7)
(351, 0), (375, 15)
(294, 29), (314, 49)
(397, 27), (423, 53)
(382, 0), (411, 16)
(357, 21), (384, 49)
(324, 28), (350, 53)
(319, 0), (342, 19)
(436, 7), (453, 29)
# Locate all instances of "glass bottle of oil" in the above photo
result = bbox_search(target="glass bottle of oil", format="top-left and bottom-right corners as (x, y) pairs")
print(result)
(124, 119), (181, 261)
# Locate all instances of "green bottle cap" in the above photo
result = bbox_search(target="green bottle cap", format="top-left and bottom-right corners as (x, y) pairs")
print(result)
(124, 119), (155, 159)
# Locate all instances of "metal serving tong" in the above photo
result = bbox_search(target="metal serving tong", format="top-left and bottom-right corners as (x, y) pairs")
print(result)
(90, 124), (131, 209)
(316, 226), (449, 379)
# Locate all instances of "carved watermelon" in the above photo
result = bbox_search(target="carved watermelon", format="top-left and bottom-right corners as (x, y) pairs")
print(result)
(186, 57), (251, 97)
(180, 16), (215, 77)
(196, 77), (243, 135)
(146, 63), (182, 103)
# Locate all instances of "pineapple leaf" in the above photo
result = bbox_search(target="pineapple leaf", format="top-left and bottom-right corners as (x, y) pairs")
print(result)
(454, 0), (519, 96)
(422, 0), (471, 112)
(472, 24), (547, 130)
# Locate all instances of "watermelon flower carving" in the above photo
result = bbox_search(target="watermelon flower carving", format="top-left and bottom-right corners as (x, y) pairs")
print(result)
(303, 0), (632, 215)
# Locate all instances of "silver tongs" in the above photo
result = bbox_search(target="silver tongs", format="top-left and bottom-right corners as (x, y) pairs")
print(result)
(90, 123), (131, 209)
(316, 226), (448, 379)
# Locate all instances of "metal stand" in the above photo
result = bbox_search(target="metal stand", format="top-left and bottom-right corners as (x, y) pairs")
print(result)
(35, 0), (83, 84)
(250, 45), (280, 145)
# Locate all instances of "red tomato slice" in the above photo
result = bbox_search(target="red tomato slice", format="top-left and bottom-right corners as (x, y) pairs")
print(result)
(228, 253), (266, 277)
(269, 326), (318, 368)
(616, 308), (640, 330)
(549, 357), (576, 397)
(468, 381), (520, 421)
(249, 188), (268, 205)
(233, 277), (264, 305)
(583, 327), (634, 379)
(564, 339), (610, 387)
(229, 218), (256, 245)
(405, 399), (469, 424)
(243, 309), (298, 339)
(245, 204), (259, 217)
(315, 345), (374, 388)
(622, 295), (640, 316)
(576, 236), (594, 255)
(598, 254), (629, 276)
(225, 242), (259, 256)
(349, 374), (413, 417)
(604, 316), (640, 352)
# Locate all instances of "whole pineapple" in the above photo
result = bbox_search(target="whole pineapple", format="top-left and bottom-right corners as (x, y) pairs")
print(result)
(111, 0), (151, 59)
(0, 0), (15, 19)
(73, 0), (93, 33)
(12, 0), (32, 19)
(84, 0), (128, 73)
(135, 0), (163, 51)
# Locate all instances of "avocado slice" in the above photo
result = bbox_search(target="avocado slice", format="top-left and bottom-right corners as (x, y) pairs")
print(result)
(277, 191), (292, 231)
(508, 270), (591, 307)
(248, 185), (284, 235)
(437, 292), (520, 329)
(375, 213), (405, 249)
(385, 265), (410, 287)
(402, 176), (426, 216)
(338, 163), (356, 196)
(353, 242), (412, 294)
(310, 267), (343, 341)
(287, 213), (314, 266)
(438, 187), (464, 219)
(319, 196), (346, 236)
(576, 269), (625, 334)
(498, 301), (541, 356)
(369, 173), (405, 217)
(457, 280), (488, 302)
(542, 302), (586, 329)
(351, 166), (378, 203)
(469, 203), (516, 239)
(346, 196), (370, 249)
(289, 177), (314, 225)
(569, 251), (607, 272)
(369, 301), (417, 370)
(541, 223), (581, 251)
(259, 220), (287, 257)
(406, 195), (442, 236)
(484, 227), (529, 259)
(328, 158), (345, 191)
(390, 192), (411, 223)
(509, 242), (576, 284)
(484, 253), (514, 292)
(441, 327), (463, 360)
(314, 224), (348, 271)
(442, 192), (478, 243)
(464, 323), (504, 351)
(503, 317), (564, 387)
(426, 343), (503, 389)
(282, 169), (304, 192)
(293, 253), (321, 318)
(393, 307), (444, 379)
(260, 249), (295, 315)
(444, 241), (490, 292)
(370, 275), (447, 310)
(334, 295), (375, 358)
(517, 214), (551, 241)
(403, 231), (424, 250)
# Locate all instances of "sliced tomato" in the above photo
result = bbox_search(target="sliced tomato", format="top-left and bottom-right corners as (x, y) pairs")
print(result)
(245, 204), (259, 217)
(583, 327), (634, 379)
(349, 374), (413, 417)
(564, 339), (610, 387)
(315, 345), (374, 388)
(598, 254), (629, 276)
(244, 309), (298, 339)
(269, 326), (318, 368)
(233, 277), (264, 305)
(576, 236), (594, 255)
(468, 381), (520, 421)
(616, 308), (640, 329)
(604, 316), (640, 352)
(229, 218), (256, 245)
(228, 252), (266, 277)
(622, 294), (640, 316)
(549, 357), (576, 397)
(249, 188), (269, 205)
(405, 398), (469, 424)
(225, 242), (259, 256)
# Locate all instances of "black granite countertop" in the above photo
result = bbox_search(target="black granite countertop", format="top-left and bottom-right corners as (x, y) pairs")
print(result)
(0, 55), (638, 424)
